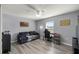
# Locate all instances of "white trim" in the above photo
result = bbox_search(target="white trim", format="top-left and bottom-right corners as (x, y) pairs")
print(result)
(62, 42), (72, 46)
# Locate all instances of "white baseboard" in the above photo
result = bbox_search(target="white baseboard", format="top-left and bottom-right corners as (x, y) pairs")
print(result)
(62, 42), (72, 46)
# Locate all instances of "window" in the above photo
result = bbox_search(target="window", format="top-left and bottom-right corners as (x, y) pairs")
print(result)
(46, 21), (54, 33)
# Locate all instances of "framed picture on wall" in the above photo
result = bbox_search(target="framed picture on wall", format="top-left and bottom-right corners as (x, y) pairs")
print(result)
(20, 21), (29, 27)
(60, 19), (70, 26)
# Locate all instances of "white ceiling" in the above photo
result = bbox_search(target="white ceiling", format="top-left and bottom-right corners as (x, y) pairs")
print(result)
(2, 4), (79, 20)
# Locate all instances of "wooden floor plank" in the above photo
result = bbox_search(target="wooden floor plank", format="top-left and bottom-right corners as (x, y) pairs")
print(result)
(10, 39), (72, 54)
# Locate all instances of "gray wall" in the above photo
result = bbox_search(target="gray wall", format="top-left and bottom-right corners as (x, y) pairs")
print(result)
(0, 5), (1, 53)
(2, 14), (36, 42)
(36, 11), (79, 46)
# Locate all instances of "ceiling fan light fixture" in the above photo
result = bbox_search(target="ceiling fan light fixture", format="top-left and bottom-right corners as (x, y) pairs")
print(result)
(35, 11), (42, 17)
(36, 14), (41, 17)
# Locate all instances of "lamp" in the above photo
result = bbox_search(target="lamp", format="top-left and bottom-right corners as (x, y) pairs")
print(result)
(40, 26), (43, 29)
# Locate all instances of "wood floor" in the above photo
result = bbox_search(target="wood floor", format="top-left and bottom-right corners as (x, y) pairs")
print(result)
(10, 39), (72, 54)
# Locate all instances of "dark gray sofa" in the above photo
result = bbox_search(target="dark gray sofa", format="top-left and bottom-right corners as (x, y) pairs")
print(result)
(17, 31), (40, 44)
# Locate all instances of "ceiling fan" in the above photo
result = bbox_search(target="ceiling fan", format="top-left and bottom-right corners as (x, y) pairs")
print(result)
(25, 4), (42, 17)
